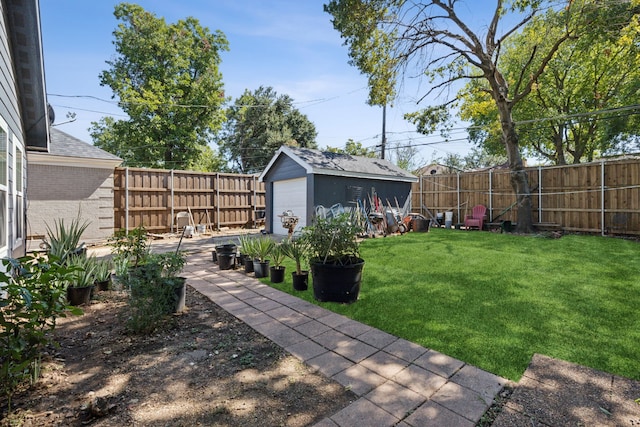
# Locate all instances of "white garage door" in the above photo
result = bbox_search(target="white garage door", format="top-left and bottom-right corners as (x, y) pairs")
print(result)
(273, 178), (307, 235)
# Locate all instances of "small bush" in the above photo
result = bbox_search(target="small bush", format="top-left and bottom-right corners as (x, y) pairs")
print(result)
(0, 254), (81, 411)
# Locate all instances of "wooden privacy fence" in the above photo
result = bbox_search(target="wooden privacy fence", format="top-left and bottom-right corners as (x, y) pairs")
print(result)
(411, 157), (640, 236)
(114, 168), (266, 233)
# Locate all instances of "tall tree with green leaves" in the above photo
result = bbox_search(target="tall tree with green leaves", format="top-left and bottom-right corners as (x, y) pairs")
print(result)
(217, 86), (318, 173)
(459, 3), (640, 165)
(325, 139), (377, 157)
(324, 0), (634, 232)
(90, 3), (228, 169)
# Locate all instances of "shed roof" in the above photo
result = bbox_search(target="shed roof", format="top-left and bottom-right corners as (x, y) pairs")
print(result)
(260, 146), (418, 183)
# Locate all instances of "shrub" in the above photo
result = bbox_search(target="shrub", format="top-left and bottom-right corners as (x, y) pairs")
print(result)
(0, 254), (81, 411)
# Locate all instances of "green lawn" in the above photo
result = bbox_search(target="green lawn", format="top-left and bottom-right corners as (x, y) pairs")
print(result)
(265, 228), (640, 381)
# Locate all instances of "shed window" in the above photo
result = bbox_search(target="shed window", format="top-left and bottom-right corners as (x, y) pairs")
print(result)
(0, 125), (7, 252)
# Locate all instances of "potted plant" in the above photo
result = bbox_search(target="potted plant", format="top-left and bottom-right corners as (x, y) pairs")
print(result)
(269, 243), (286, 283)
(303, 213), (364, 303)
(65, 255), (97, 306)
(280, 235), (309, 291)
(44, 216), (90, 263)
(252, 236), (275, 278)
(238, 235), (256, 273)
(94, 258), (112, 291)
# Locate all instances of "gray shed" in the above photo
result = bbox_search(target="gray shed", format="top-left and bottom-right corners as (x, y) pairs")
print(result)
(259, 146), (418, 235)
(27, 128), (122, 248)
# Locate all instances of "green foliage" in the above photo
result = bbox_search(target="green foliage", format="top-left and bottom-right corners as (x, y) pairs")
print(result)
(253, 236), (275, 263)
(44, 216), (90, 262)
(459, 2), (640, 164)
(65, 255), (98, 288)
(238, 235), (257, 258)
(93, 258), (112, 283)
(303, 213), (360, 264)
(0, 254), (81, 411)
(216, 86), (318, 173)
(324, 139), (377, 157)
(125, 252), (186, 333)
(108, 226), (149, 267)
(91, 3), (229, 169)
(270, 243), (286, 268)
(280, 236), (310, 275)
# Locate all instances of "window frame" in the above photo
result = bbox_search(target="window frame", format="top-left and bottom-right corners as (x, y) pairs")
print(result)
(0, 116), (8, 258)
(13, 141), (24, 248)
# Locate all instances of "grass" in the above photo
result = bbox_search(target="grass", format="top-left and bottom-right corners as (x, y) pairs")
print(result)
(265, 229), (640, 381)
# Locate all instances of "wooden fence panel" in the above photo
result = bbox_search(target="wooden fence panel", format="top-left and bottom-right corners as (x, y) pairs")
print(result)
(114, 168), (265, 233)
(411, 158), (640, 235)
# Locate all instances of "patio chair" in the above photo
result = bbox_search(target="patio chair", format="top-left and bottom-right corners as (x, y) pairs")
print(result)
(464, 205), (487, 230)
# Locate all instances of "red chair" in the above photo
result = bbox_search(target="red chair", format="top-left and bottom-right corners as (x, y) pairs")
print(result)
(464, 205), (487, 230)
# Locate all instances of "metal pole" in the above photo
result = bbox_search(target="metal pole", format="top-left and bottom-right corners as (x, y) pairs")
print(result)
(381, 104), (386, 159)
(125, 167), (129, 233)
(420, 173), (423, 216)
(253, 175), (257, 228)
(601, 160), (605, 236)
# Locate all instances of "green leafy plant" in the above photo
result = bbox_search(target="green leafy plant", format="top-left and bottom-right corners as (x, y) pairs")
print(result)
(303, 213), (360, 265)
(270, 243), (286, 268)
(94, 258), (112, 283)
(108, 226), (149, 267)
(280, 235), (309, 275)
(66, 255), (97, 288)
(0, 254), (81, 411)
(238, 235), (256, 259)
(254, 236), (275, 263)
(125, 251), (187, 333)
(44, 216), (90, 262)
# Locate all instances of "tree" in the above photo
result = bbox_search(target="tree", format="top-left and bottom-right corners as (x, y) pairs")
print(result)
(91, 3), (228, 169)
(325, 139), (377, 157)
(325, 0), (631, 232)
(460, 3), (640, 165)
(217, 86), (318, 173)
(387, 141), (422, 172)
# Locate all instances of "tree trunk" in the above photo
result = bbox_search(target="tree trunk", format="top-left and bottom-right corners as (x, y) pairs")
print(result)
(496, 100), (534, 233)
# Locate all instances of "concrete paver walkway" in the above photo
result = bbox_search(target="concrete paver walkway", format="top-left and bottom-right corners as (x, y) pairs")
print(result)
(183, 251), (507, 426)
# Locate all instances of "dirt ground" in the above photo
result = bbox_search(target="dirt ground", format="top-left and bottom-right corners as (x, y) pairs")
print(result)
(0, 286), (356, 427)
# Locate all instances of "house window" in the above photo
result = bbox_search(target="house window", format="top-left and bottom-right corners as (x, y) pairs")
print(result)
(14, 145), (23, 244)
(0, 124), (7, 254)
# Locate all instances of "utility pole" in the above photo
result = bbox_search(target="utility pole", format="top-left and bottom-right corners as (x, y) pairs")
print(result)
(381, 104), (386, 159)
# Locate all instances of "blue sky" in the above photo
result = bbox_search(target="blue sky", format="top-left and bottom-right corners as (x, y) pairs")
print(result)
(39, 1), (482, 164)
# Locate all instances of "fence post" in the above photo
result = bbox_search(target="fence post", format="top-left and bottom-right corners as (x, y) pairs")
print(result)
(420, 175), (424, 216)
(538, 166), (542, 223)
(170, 169), (175, 233)
(601, 160), (605, 236)
(252, 175), (257, 228)
(456, 172), (461, 223)
(489, 169), (493, 222)
(216, 173), (220, 231)
(125, 167), (129, 233)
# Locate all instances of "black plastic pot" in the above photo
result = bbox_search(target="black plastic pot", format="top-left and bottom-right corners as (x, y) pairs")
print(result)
(67, 285), (94, 306)
(292, 271), (309, 291)
(253, 260), (270, 278)
(215, 244), (237, 256)
(244, 256), (255, 273)
(96, 279), (110, 292)
(211, 250), (217, 263)
(270, 266), (286, 283)
(310, 258), (364, 304)
(217, 253), (236, 270)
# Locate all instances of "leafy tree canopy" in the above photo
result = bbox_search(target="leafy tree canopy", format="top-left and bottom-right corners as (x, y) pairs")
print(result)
(216, 86), (318, 173)
(324, 139), (377, 157)
(91, 3), (228, 169)
(459, 1), (640, 165)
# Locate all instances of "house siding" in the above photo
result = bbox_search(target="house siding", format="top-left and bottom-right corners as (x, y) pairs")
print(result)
(263, 155), (307, 181)
(27, 164), (116, 246)
(1, 2), (27, 258)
